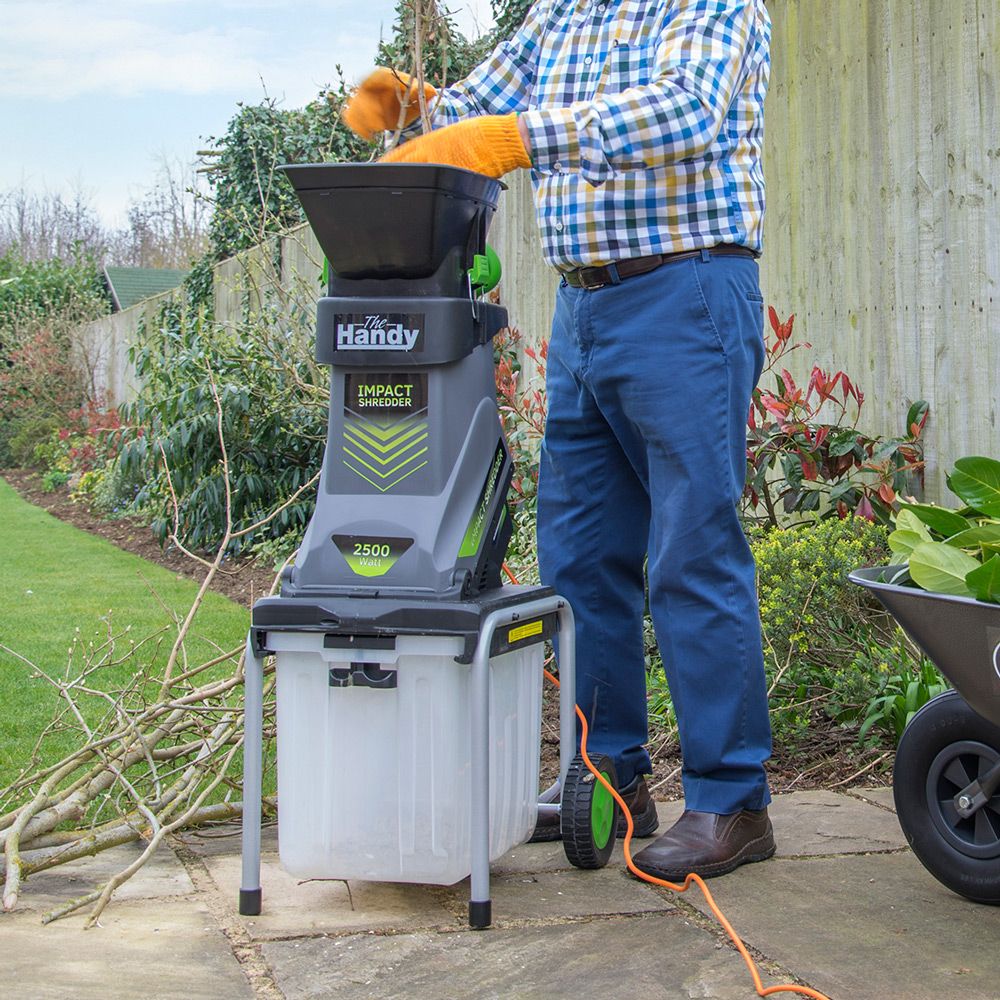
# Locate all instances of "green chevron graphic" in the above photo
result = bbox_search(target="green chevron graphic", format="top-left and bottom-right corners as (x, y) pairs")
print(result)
(343, 412), (429, 492)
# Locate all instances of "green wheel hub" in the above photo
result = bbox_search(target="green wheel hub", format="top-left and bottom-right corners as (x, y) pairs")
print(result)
(591, 771), (615, 850)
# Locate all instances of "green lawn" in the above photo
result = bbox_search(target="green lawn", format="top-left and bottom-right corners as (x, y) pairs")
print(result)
(0, 476), (249, 787)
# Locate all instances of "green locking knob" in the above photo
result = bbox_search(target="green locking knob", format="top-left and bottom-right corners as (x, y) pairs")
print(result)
(469, 245), (502, 294)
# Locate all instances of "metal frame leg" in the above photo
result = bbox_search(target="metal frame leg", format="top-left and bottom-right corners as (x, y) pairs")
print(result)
(556, 602), (576, 789)
(468, 595), (576, 930)
(469, 626), (492, 930)
(239, 630), (264, 916)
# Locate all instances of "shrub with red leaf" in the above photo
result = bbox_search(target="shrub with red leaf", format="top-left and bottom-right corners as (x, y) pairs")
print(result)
(494, 325), (547, 503)
(745, 309), (927, 527)
(33, 399), (123, 477)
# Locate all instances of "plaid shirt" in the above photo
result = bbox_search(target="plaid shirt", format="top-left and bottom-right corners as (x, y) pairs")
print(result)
(417, 0), (771, 270)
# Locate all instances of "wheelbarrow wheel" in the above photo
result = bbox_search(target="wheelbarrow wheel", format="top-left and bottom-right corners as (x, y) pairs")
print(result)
(561, 754), (619, 869)
(894, 689), (1000, 904)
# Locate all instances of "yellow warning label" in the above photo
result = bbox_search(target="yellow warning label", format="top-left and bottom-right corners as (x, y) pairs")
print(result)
(508, 620), (544, 644)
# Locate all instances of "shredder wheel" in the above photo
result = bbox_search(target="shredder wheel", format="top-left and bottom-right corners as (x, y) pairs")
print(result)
(561, 754), (619, 869)
(894, 690), (1000, 904)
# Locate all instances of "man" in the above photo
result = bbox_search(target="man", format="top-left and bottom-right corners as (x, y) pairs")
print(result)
(343, 0), (774, 881)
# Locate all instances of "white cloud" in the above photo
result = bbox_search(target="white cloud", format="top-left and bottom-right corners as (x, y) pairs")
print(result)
(0, 1), (391, 101)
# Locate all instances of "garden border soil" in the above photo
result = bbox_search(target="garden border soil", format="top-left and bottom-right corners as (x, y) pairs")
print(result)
(1, 468), (891, 797)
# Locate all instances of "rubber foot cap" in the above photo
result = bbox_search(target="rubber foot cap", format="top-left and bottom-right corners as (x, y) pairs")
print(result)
(239, 888), (262, 916)
(469, 899), (491, 929)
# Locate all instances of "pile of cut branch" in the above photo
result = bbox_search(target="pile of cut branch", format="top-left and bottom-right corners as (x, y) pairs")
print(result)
(1, 373), (306, 927)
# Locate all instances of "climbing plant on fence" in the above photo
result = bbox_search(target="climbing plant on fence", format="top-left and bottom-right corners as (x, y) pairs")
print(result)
(187, 87), (373, 310)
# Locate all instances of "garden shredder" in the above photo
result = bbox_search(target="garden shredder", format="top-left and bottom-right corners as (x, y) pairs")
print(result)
(238, 163), (620, 929)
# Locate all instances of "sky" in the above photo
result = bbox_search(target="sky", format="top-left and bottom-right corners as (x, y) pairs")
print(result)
(1, 0), (496, 229)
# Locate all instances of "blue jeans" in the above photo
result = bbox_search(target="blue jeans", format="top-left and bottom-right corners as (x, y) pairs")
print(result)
(537, 252), (771, 814)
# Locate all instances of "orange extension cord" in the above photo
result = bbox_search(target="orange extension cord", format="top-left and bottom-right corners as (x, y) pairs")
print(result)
(503, 563), (830, 1000)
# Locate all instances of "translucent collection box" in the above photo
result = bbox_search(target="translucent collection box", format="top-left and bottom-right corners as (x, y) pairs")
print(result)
(269, 631), (543, 885)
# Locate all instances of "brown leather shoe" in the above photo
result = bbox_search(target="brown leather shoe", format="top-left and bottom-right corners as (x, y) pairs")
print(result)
(615, 774), (659, 838)
(631, 808), (775, 880)
(527, 774), (659, 843)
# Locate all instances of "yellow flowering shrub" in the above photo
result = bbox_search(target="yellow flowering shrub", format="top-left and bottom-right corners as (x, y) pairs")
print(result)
(750, 517), (904, 741)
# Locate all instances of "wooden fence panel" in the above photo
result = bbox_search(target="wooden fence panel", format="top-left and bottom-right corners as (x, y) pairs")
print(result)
(762, 0), (1000, 500)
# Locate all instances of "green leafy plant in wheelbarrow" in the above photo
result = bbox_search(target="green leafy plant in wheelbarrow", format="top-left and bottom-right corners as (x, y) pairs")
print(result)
(885, 455), (1000, 604)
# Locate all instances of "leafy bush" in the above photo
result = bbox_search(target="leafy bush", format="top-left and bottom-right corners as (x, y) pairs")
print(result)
(5, 412), (61, 468)
(494, 325), (545, 504)
(73, 459), (145, 518)
(0, 249), (107, 340)
(859, 651), (947, 742)
(117, 300), (326, 554)
(32, 401), (123, 479)
(494, 325), (547, 583)
(745, 309), (926, 527)
(0, 327), (93, 467)
(40, 469), (70, 492)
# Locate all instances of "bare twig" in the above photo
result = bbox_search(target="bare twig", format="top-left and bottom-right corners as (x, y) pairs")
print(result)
(828, 752), (891, 789)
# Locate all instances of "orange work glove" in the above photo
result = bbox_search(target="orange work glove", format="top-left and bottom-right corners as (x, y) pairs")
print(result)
(379, 114), (532, 179)
(343, 67), (437, 140)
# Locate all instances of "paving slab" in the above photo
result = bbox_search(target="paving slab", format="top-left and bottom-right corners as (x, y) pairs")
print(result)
(178, 822), (278, 859)
(199, 788), (902, 912)
(491, 826), (661, 875)
(442, 868), (674, 922)
(3, 898), (253, 1000)
(15, 841), (194, 912)
(767, 790), (906, 855)
(491, 836), (579, 874)
(680, 851), (1000, 1000)
(264, 913), (788, 1000)
(206, 850), (462, 940)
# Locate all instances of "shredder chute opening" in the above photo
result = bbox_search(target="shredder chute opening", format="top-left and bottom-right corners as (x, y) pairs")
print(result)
(279, 162), (504, 280)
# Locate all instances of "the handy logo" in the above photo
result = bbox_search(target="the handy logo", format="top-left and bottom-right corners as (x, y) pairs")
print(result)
(335, 314), (422, 352)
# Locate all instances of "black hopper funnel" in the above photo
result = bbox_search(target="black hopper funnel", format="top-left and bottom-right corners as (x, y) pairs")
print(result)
(280, 163), (503, 284)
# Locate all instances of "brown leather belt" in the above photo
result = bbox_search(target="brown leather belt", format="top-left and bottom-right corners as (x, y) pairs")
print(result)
(561, 244), (759, 290)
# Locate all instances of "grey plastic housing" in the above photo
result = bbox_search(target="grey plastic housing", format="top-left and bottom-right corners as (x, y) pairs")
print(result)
(282, 317), (514, 600)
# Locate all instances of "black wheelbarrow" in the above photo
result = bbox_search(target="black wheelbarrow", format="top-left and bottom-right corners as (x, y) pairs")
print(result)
(850, 567), (1000, 903)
